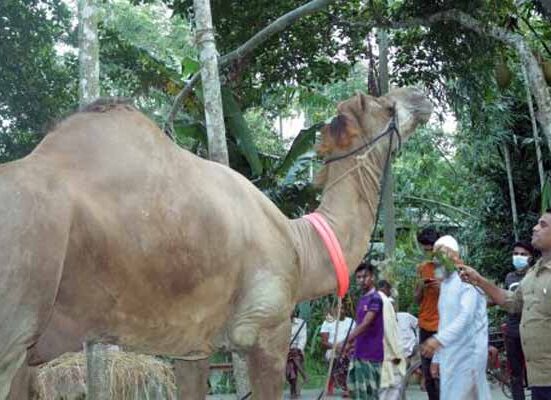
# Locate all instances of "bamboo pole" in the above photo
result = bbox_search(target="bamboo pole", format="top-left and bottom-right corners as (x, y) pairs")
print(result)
(378, 27), (396, 259)
(522, 64), (545, 191)
(502, 143), (519, 241)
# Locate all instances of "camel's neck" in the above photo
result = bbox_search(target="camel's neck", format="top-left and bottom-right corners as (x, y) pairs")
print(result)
(294, 149), (386, 301)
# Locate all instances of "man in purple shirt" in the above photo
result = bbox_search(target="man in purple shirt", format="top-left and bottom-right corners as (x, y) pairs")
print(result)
(339, 262), (384, 399)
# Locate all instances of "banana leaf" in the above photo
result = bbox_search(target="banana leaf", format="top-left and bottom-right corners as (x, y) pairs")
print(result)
(221, 87), (263, 176)
(275, 123), (323, 178)
(172, 121), (207, 146)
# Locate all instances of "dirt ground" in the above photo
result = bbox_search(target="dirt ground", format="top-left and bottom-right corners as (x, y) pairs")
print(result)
(206, 383), (512, 399)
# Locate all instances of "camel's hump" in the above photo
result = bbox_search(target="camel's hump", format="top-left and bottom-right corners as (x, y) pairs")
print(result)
(78, 97), (136, 114)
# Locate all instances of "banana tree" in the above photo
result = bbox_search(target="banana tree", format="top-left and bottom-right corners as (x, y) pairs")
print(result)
(173, 87), (323, 216)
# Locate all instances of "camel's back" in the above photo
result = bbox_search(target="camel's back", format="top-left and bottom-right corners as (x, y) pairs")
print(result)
(31, 100), (289, 227)
(21, 101), (296, 357)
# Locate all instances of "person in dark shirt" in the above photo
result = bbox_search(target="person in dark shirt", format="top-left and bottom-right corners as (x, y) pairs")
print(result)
(504, 240), (536, 400)
(461, 211), (551, 400)
(339, 262), (384, 399)
(414, 227), (440, 400)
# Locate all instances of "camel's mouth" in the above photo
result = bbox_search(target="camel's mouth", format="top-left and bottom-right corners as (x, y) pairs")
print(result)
(384, 88), (433, 142)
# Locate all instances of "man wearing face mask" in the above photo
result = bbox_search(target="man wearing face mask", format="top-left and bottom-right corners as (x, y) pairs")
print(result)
(504, 241), (536, 400)
(460, 210), (551, 400)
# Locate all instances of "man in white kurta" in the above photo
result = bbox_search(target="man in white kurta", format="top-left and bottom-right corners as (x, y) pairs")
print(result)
(378, 290), (406, 400)
(424, 236), (491, 400)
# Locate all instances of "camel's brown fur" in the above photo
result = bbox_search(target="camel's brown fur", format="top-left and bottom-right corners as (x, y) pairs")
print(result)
(0, 88), (431, 399)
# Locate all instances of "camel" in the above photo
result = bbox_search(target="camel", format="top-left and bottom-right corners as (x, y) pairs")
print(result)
(0, 87), (431, 399)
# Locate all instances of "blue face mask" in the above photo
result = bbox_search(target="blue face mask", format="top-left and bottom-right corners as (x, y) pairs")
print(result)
(434, 265), (447, 280)
(512, 255), (529, 270)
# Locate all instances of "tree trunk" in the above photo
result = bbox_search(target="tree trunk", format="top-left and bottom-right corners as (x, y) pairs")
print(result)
(502, 143), (519, 241)
(193, 0), (250, 395)
(378, 28), (396, 259)
(522, 64), (545, 191)
(78, 0), (99, 106)
(516, 42), (551, 154)
(193, 0), (228, 164)
(78, 2), (107, 397)
(84, 342), (110, 400)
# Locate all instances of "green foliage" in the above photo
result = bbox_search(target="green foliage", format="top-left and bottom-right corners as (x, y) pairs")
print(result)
(98, 0), (196, 100)
(103, 0), (195, 73)
(391, 21), (499, 112)
(96, 1), (196, 129)
(207, 353), (236, 394)
(244, 108), (287, 157)
(0, 0), (77, 155)
(154, 0), (372, 108)
(0, 130), (42, 164)
(297, 64), (371, 122)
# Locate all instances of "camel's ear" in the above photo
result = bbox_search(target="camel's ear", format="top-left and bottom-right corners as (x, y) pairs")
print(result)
(357, 91), (369, 113)
(337, 92), (369, 119)
(316, 114), (360, 156)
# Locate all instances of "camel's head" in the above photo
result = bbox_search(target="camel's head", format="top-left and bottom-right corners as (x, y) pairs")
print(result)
(317, 87), (432, 160)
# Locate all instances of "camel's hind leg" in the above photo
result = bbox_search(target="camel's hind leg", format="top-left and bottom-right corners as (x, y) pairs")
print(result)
(0, 349), (27, 400)
(0, 177), (71, 400)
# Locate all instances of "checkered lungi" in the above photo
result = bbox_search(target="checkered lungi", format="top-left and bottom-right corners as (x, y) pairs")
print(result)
(331, 354), (351, 390)
(347, 358), (381, 399)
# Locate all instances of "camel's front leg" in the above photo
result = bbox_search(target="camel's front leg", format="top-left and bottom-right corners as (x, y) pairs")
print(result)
(174, 358), (209, 400)
(229, 275), (293, 351)
(247, 321), (291, 400)
(8, 360), (37, 400)
(0, 348), (29, 400)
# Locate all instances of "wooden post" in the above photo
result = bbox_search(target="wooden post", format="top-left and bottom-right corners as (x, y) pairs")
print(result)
(378, 27), (396, 259)
(85, 342), (110, 400)
(502, 143), (519, 241)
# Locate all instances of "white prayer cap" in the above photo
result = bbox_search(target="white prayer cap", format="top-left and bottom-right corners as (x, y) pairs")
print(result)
(434, 235), (459, 253)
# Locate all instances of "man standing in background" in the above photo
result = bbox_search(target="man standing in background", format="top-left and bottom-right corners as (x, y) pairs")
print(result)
(396, 308), (418, 363)
(378, 280), (406, 400)
(504, 240), (536, 400)
(460, 210), (551, 400)
(320, 304), (355, 396)
(340, 263), (384, 399)
(415, 228), (440, 400)
(287, 311), (307, 399)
